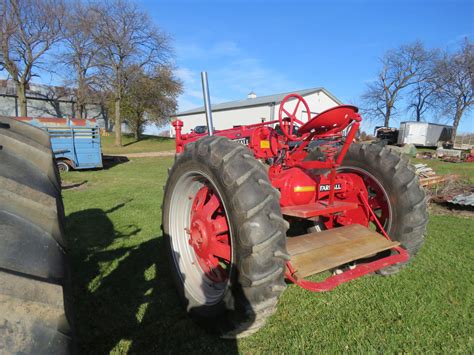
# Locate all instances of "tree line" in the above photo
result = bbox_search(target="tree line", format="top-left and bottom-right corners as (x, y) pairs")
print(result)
(0, 0), (182, 146)
(362, 39), (473, 140)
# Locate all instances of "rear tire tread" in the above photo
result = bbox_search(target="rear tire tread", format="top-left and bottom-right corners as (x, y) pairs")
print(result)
(0, 118), (73, 353)
(342, 143), (428, 275)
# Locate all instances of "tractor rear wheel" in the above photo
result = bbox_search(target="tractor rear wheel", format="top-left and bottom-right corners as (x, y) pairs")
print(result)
(306, 142), (427, 274)
(162, 136), (288, 338)
(0, 117), (73, 353)
(340, 143), (428, 275)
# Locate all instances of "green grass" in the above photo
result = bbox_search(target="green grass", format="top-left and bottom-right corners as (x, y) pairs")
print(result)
(100, 134), (175, 154)
(62, 158), (473, 353)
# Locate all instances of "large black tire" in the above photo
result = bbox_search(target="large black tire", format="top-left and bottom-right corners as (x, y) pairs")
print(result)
(0, 117), (73, 353)
(162, 136), (289, 338)
(340, 143), (428, 274)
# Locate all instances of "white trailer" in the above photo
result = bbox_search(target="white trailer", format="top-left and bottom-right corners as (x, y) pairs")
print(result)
(397, 122), (453, 147)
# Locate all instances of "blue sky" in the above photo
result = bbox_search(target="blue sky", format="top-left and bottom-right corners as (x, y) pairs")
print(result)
(139, 0), (474, 133)
(1, 0), (471, 133)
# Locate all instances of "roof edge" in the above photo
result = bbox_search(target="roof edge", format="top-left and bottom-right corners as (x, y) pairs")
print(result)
(175, 87), (343, 117)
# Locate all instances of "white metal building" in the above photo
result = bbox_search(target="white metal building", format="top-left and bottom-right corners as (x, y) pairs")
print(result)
(174, 88), (343, 134)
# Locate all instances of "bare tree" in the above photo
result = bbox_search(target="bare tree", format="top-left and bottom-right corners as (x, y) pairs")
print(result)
(362, 41), (430, 127)
(92, 0), (171, 146)
(433, 39), (474, 140)
(0, 0), (64, 116)
(406, 49), (441, 122)
(407, 80), (436, 122)
(60, 2), (99, 119)
(120, 64), (182, 139)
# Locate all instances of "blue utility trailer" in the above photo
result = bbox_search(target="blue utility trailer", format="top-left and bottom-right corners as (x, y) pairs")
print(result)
(47, 126), (103, 172)
(17, 117), (103, 172)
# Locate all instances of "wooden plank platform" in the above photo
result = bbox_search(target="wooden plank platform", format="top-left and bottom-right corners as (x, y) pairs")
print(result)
(281, 200), (359, 218)
(286, 224), (399, 279)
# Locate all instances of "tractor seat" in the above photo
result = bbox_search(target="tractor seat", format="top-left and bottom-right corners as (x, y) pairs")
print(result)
(299, 105), (361, 135)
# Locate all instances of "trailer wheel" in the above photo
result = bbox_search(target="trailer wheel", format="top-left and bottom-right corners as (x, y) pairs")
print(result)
(57, 160), (70, 173)
(163, 136), (288, 338)
(0, 117), (73, 353)
(340, 143), (428, 274)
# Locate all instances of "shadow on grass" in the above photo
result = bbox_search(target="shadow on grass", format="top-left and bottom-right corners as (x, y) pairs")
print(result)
(66, 203), (238, 354)
(101, 156), (130, 170)
(62, 180), (88, 190)
(122, 135), (174, 147)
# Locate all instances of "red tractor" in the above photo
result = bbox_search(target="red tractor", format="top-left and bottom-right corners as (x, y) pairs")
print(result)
(162, 73), (427, 337)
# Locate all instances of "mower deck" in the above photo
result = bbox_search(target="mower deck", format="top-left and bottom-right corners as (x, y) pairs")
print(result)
(286, 224), (399, 279)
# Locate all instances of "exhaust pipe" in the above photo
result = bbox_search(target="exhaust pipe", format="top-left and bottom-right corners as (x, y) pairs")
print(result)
(201, 71), (214, 136)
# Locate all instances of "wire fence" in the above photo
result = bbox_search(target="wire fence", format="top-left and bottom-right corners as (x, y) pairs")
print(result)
(454, 132), (474, 150)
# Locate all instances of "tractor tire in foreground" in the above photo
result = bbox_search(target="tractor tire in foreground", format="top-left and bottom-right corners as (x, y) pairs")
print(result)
(340, 143), (428, 275)
(0, 117), (73, 353)
(162, 136), (288, 338)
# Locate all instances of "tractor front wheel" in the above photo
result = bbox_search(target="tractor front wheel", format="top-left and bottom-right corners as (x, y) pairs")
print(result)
(162, 136), (288, 338)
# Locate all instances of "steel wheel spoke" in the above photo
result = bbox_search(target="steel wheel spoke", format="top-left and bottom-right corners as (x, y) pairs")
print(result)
(369, 197), (381, 209)
(194, 186), (208, 210)
(202, 193), (220, 216)
(210, 241), (231, 261)
(213, 216), (229, 234)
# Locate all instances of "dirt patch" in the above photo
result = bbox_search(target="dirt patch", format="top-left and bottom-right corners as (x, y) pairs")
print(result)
(62, 180), (88, 191)
(429, 203), (474, 218)
(425, 178), (474, 217)
(104, 151), (175, 159)
(426, 178), (473, 203)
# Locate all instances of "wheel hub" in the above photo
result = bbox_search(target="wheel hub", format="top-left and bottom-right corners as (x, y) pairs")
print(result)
(188, 185), (231, 283)
(189, 219), (209, 251)
(335, 169), (392, 232)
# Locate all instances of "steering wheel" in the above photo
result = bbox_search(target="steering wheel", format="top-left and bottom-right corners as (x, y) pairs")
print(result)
(278, 93), (311, 141)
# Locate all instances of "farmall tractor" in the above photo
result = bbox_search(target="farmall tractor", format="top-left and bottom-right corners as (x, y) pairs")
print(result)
(162, 73), (428, 337)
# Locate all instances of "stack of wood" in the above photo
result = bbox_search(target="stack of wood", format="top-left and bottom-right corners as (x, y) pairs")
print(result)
(415, 152), (434, 159)
(414, 163), (458, 187)
(441, 156), (462, 163)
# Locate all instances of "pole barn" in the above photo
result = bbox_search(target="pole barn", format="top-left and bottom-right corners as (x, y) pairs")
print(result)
(174, 87), (343, 134)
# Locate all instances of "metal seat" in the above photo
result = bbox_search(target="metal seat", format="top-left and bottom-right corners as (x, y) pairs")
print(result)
(299, 105), (361, 135)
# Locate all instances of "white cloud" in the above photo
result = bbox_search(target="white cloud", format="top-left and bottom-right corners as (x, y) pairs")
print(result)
(177, 96), (199, 112)
(175, 67), (197, 85)
(176, 67), (232, 112)
(176, 40), (241, 60)
(175, 40), (301, 113)
(211, 41), (240, 56)
(175, 42), (207, 60)
(213, 57), (297, 96)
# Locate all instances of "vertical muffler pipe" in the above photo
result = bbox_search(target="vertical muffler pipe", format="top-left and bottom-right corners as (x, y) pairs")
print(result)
(201, 71), (214, 136)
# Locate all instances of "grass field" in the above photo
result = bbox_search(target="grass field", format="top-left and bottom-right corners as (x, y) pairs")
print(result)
(62, 155), (473, 354)
(101, 134), (175, 154)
